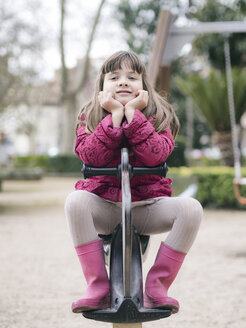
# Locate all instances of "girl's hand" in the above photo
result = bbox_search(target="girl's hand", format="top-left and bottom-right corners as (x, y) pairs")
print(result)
(98, 91), (124, 113)
(125, 90), (149, 123)
(98, 91), (124, 127)
(125, 90), (149, 112)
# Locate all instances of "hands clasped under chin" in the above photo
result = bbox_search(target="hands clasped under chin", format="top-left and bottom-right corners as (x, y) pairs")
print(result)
(98, 90), (149, 125)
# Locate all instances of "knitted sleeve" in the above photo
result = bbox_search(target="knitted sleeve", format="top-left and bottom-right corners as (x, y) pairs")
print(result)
(123, 110), (174, 166)
(75, 114), (123, 166)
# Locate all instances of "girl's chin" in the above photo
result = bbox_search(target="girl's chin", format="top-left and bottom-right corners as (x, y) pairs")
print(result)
(115, 96), (133, 106)
(119, 100), (128, 106)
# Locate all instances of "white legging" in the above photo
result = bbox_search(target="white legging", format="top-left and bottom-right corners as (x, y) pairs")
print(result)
(65, 190), (203, 253)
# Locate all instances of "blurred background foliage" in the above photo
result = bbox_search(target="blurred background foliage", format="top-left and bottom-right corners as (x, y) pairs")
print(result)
(0, 1), (45, 112)
(1, 0), (246, 207)
(9, 153), (246, 208)
(116, 0), (246, 167)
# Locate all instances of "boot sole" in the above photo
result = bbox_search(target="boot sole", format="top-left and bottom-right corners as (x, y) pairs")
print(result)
(144, 293), (179, 314)
(72, 295), (110, 313)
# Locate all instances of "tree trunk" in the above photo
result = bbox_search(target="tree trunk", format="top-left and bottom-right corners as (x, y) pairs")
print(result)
(61, 96), (77, 154)
(73, 0), (106, 95)
(28, 128), (37, 155)
(185, 97), (194, 164)
(212, 131), (234, 166)
(59, 0), (106, 154)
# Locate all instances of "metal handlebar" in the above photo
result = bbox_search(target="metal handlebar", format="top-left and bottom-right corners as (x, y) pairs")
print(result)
(81, 158), (168, 180)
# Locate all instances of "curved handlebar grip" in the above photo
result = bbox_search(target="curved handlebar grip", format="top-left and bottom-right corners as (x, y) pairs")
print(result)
(82, 165), (120, 179)
(132, 163), (168, 177)
(82, 162), (167, 179)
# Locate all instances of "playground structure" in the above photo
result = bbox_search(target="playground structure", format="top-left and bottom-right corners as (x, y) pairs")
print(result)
(147, 9), (246, 205)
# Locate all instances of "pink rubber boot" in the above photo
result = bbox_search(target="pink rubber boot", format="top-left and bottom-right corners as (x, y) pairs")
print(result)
(72, 239), (110, 313)
(144, 242), (186, 314)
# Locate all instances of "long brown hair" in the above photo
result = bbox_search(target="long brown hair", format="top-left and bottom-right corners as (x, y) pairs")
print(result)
(77, 50), (180, 138)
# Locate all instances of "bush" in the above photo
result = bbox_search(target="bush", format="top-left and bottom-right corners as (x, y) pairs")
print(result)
(169, 166), (246, 209)
(14, 155), (50, 170)
(196, 171), (246, 209)
(13, 154), (82, 173)
(13, 154), (246, 208)
(167, 135), (186, 167)
(48, 155), (82, 173)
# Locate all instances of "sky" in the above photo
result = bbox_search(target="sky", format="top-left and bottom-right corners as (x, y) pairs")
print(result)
(5, 0), (242, 81)
(13, 0), (213, 81)
(41, 0), (128, 80)
(35, 0), (209, 80)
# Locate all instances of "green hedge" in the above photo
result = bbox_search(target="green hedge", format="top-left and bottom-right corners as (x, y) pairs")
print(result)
(13, 154), (82, 173)
(48, 155), (82, 173)
(13, 155), (246, 208)
(170, 166), (246, 209)
(166, 135), (186, 167)
(13, 155), (50, 170)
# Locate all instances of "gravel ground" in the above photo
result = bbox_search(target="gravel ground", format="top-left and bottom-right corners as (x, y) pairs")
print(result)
(0, 177), (245, 328)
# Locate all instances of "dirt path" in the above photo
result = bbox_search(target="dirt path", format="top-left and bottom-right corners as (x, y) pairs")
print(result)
(0, 177), (245, 328)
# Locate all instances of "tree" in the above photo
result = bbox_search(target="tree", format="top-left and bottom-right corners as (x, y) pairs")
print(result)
(0, 1), (44, 112)
(116, 0), (182, 61)
(176, 68), (246, 166)
(116, 0), (210, 162)
(116, 0), (246, 166)
(59, 0), (106, 154)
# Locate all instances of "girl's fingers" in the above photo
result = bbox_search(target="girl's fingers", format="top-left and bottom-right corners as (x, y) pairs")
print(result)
(138, 90), (149, 107)
(136, 90), (148, 99)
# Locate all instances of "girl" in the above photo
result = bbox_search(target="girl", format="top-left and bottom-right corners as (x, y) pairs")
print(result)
(65, 50), (203, 314)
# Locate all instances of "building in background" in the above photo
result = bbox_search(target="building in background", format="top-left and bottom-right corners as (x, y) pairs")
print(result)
(0, 57), (102, 156)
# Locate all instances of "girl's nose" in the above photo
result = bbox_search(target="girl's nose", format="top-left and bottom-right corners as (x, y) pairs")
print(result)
(118, 77), (128, 86)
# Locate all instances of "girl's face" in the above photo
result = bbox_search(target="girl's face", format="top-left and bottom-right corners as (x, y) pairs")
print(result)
(103, 63), (143, 106)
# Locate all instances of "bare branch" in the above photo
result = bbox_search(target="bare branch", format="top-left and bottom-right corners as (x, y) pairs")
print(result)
(59, 0), (68, 101)
(73, 0), (106, 96)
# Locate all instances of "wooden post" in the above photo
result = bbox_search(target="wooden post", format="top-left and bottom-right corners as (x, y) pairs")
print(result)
(113, 323), (142, 328)
(157, 66), (171, 96)
(147, 10), (172, 87)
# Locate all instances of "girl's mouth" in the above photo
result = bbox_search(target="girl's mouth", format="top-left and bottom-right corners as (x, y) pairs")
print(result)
(116, 90), (132, 94)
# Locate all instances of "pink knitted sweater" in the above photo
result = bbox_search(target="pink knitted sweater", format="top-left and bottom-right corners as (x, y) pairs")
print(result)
(74, 110), (174, 202)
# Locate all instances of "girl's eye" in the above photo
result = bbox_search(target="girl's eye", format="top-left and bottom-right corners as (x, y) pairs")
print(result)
(129, 76), (136, 80)
(111, 76), (117, 80)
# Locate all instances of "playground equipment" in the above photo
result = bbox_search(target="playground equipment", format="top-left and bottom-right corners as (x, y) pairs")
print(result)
(223, 35), (246, 205)
(81, 148), (172, 327)
(148, 9), (246, 205)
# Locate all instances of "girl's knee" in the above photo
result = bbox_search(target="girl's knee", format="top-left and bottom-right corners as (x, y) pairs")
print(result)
(65, 191), (77, 212)
(189, 198), (203, 229)
(189, 198), (203, 218)
(64, 190), (91, 217)
(65, 190), (88, 206)
(179, 197), (203, 228)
